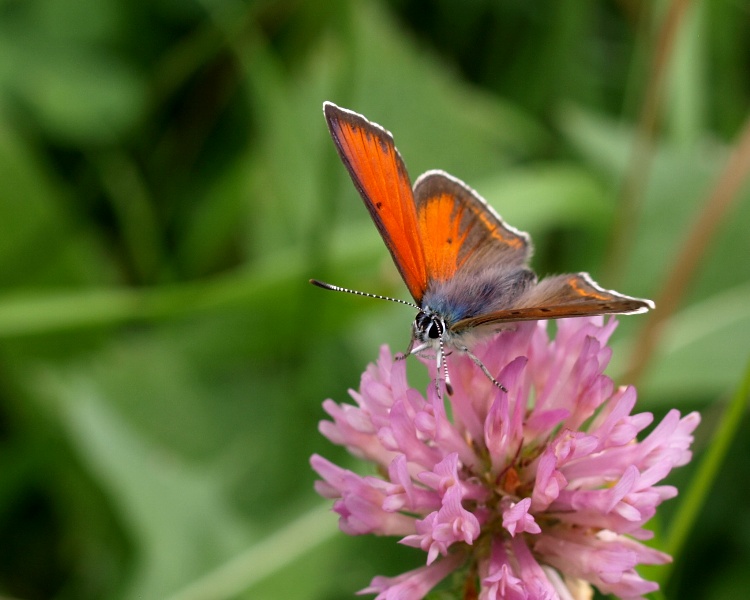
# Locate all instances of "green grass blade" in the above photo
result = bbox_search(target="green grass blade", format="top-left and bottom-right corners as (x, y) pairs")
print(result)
(659, 356), (750, 586)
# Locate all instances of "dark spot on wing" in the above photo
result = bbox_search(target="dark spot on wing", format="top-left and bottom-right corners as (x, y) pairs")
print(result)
(376, 202), (382, 209)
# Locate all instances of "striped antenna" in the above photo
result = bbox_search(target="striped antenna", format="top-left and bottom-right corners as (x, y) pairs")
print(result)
(309, 279), (419, 310)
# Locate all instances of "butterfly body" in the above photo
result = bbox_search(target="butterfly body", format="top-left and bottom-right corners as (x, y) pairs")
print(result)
(315, 102), (653, 393)
(413, 262), (533, 347)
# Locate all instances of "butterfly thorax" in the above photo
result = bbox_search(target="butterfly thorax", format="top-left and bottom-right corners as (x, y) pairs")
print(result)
(410, 267), (536, 355)
(422, 268), (535, 322)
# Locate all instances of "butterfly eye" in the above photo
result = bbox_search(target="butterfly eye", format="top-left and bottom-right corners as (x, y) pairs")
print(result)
(415, 311), (444, 340)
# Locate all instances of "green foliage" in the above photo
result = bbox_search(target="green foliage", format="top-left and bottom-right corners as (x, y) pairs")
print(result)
(0, 0), (747, 598)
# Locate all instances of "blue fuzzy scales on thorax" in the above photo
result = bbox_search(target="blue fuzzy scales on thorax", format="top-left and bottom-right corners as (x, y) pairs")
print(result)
(421, 267), (535, 326)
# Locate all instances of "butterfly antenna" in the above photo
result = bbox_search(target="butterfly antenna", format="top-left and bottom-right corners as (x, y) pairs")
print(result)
(310, 279), (419, 309)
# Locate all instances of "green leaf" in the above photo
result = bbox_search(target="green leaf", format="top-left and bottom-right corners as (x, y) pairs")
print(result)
(659, 358), (750, 588)
(39, 370), (253, 599)
(625, 282), (750, 401)
(0, 109), (117, 287)
(477, 163), (611, 232)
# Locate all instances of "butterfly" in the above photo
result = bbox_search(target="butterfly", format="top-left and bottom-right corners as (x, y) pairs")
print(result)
(311, 102), (654, 395)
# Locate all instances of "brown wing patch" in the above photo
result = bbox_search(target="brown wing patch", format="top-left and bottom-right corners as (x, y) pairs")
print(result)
(451, 272), (653, 331)
(567, 274), (616, 302)
(472, 199), (527, 249)
(325, 103), (427, 303)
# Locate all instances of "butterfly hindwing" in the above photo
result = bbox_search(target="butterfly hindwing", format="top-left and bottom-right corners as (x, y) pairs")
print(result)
(413, 171), (531, 285)
(452, 272), (654, 331)
(324, 102), (428, 303)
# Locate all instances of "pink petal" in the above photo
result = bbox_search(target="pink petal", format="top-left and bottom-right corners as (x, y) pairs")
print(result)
(360, 552), (465, 600)
(502, 497), (541, 537)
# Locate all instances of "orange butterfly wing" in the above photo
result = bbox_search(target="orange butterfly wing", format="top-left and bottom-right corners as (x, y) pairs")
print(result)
(452, 272), (654, 330)
(413, 171), (531, 284)
(324, 103), (428, 303)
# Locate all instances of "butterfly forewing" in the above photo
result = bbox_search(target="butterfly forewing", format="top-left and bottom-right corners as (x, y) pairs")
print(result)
(413, 171), (531, 285)
(452, 272), (654, 331)
(324, 103), (428, 303)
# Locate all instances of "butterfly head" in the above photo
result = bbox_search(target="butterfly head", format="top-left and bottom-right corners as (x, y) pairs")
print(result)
(412, 309), (446, 346)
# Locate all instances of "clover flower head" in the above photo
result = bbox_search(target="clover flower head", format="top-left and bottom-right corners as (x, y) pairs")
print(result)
(311, 317), (700, 599)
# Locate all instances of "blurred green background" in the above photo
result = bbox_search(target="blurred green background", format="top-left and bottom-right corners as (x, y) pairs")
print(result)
(0, 0), (749, 598)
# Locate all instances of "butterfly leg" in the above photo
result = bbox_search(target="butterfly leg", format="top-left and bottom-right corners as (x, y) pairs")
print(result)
(406, 339), (452, 397)
(459, 345), (508, 393)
